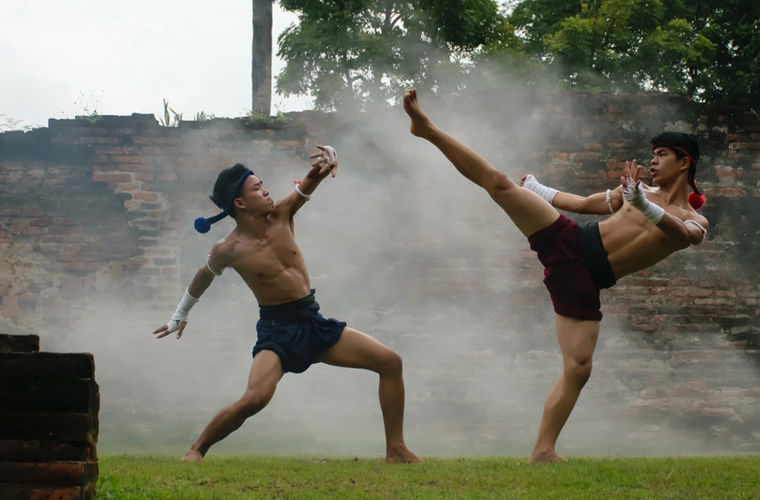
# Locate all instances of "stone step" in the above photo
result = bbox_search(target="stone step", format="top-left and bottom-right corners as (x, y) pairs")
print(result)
(0, 439), (95, 462)
(0, 484), (88, 500)
(0, 460), (97, 487)
(0, 378), (99, 413)
(0, 412), (98, 441)
(0, 353), (95, 379)
(0, 335), (39, 354)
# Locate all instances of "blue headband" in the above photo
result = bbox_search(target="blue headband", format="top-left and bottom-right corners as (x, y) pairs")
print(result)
(194, 170), (254, 234)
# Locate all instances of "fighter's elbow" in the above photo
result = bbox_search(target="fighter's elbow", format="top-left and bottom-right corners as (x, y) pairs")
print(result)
(688, 233), (705, 247)
(676, 238), (692, 250)
(673, 230), (696, 249)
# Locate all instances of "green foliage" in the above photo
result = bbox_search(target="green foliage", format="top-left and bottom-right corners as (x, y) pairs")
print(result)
(276, 0), (504, 110)
(193, 111), (216, 122)
(159, 98), (183, 127)
(75, 111), (103, 124)
(73, 90), (104, 123)
(502, 0), (758, 106)
(158, 100), (216, 126)
(95, 455), (760, 499)
(242, 110), (290, 128)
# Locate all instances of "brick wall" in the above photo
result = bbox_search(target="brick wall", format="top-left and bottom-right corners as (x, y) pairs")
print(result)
(0, 333), (98, 500)
(0, 89), (758, 454)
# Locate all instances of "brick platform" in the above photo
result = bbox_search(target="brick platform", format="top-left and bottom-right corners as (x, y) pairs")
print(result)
(0, 333), (98, 500)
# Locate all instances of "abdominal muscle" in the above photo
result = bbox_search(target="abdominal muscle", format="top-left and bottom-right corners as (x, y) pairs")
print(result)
(599, 210), (682, 280)
(234, 253), (312, 306)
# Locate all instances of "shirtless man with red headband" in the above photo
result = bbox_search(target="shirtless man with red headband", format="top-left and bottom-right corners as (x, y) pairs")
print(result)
(153, 146), (420, 464)
(403, 88), (708, 463)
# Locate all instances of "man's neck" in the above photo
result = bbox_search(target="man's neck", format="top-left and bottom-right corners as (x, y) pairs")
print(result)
(236, 209), (276, 237)
(654, 176), (690, 207)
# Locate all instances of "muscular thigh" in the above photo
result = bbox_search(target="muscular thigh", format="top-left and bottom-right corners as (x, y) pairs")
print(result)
(316, 327), (396, 371)
(555, 314), (599, 363)
(245, 349), (284, 397)
(492, 184), (561, 238)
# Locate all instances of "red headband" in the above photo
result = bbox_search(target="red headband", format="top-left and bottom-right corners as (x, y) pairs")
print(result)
(652, 143), (697, 167)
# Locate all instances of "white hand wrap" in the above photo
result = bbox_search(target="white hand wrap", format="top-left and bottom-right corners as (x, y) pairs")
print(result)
(522, 174), (559, 204)
(623, 179), (664, 225)
(322, 145), (337, 166)
(167, 288), (199, 334)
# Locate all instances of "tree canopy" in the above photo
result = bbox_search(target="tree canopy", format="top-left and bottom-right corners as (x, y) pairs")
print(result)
(276, 0), (760, 109)
(276, 0), (503, 109)
(504, 0), (759, 107)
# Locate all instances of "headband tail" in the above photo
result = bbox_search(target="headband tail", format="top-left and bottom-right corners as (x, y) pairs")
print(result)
(194, 210), (227, 233)
(193, 170), (254, 234)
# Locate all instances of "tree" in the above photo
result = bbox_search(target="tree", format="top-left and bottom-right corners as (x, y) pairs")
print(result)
(688, 0), (760, 107)
(252, 0), (273, 115)
(501, 0), (759, 107)
(276, 0), (504, 110)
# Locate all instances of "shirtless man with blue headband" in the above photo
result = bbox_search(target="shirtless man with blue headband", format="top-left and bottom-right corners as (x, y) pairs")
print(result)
(153, 146), (421, 464)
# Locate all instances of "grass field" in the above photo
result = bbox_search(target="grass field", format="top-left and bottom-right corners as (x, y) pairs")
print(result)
(95, 455), (760, 499)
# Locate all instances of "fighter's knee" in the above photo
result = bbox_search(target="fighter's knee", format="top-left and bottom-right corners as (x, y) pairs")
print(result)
(565, 358), (593, 386)
(239, 390), (273, 415)
(485, 171), (515, 198)
(380, 349), (403, 375)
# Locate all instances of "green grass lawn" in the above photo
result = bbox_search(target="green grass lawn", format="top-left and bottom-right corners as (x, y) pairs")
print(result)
(95, 455), (760, 499)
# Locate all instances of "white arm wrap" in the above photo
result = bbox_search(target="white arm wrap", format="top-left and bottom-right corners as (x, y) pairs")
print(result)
(605, 189), (614, 214)
(684, 219), (707, 237)
(167, 288), (199, 333)
(206, 261), (223, 276)
(522, 175), (559, 204)
(624, 181), (664, 225)
(295, 183), (311, 200)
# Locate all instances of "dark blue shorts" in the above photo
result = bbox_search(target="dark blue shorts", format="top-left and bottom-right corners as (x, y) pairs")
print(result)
(253, 290), (346, 374)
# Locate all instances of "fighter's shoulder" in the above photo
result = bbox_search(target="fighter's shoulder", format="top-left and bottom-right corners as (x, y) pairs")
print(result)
(210, 235), (241, 260)
(684, 210), (709, 229)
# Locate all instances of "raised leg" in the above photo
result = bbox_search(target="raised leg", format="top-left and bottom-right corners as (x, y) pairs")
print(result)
(529, 314), (600, 463)
(317, 327), (422, 463)
(403, 88), (560, 238)
(182, 350), (283, 461)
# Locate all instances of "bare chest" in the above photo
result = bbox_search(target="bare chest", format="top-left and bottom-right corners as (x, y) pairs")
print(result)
(232, 226), (304, 278)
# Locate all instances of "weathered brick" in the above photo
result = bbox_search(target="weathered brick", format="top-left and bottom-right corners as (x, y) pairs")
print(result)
(91, 171), (132, 183)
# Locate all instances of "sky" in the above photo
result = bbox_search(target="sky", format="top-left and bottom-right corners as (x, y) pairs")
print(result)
(0, 0), (309, 129)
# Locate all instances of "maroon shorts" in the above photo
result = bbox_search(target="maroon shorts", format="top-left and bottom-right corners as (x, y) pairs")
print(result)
(528, 215), (613, 321)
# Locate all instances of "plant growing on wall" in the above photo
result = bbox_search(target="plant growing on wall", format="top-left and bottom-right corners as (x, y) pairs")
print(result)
(159, 99), (183, 127)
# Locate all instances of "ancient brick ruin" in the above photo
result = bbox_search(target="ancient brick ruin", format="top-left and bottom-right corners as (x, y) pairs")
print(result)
(0, 333), (98, 500)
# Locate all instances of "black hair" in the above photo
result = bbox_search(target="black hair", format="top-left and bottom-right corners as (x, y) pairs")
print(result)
(650, 131), (705, 208)
(211, 163), (249, 219)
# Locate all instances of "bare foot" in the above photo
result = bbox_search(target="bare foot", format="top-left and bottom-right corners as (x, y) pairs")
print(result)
(181, 449), (205, 462)
(385, 443), (423, 464)
(403, 89), (436, 139)
(529, 449), (568, 464)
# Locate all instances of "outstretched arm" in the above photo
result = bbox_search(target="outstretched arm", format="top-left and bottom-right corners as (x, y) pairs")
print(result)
(521, 174), (623, 215)
(152, 243), (227, 340)
(278, 145), (338, 218)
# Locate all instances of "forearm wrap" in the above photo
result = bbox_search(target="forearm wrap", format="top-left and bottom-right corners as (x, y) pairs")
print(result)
(624, 181), (664, 225)
(522, 175), (558, 204)
(167, 288), (199, 333)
